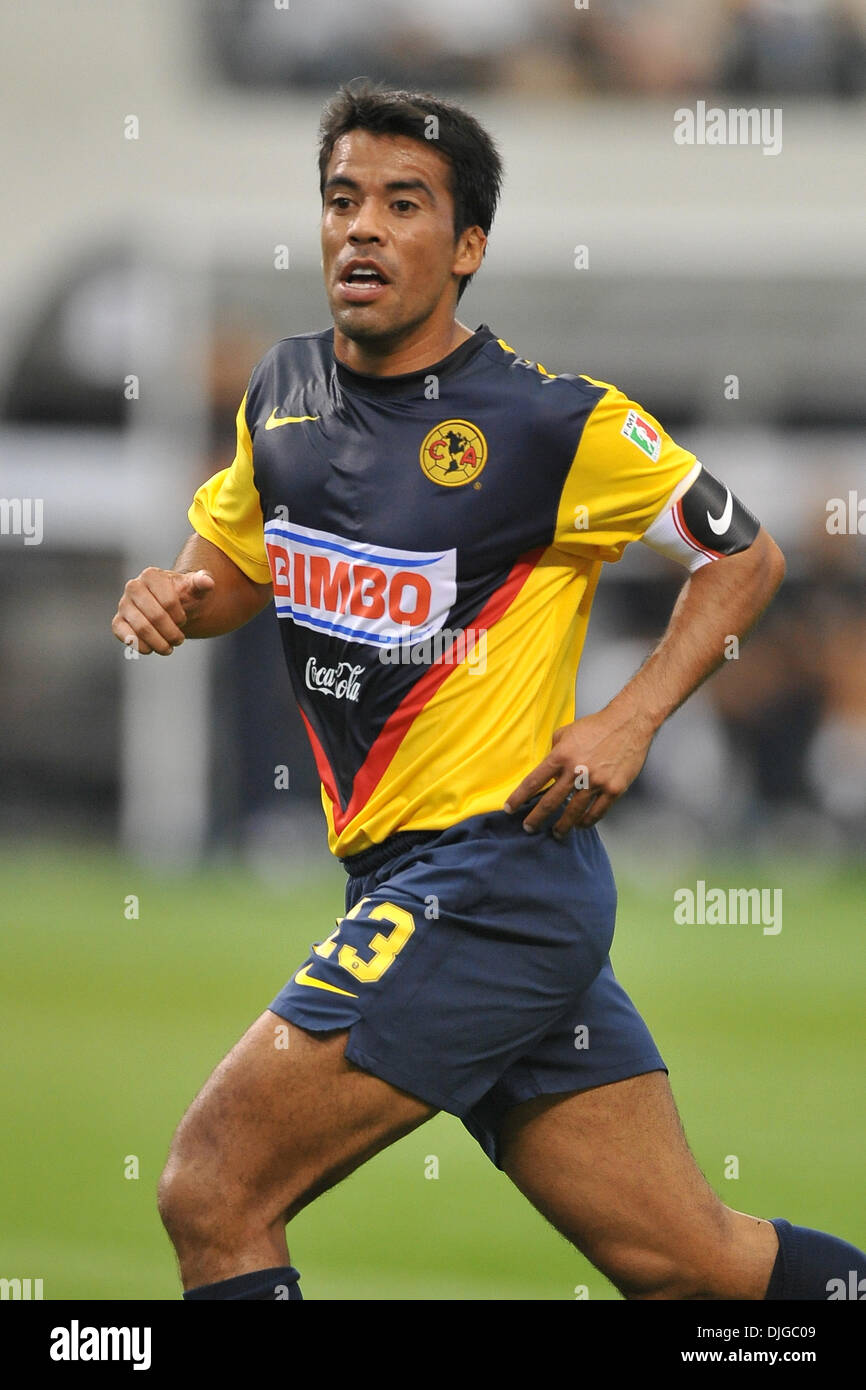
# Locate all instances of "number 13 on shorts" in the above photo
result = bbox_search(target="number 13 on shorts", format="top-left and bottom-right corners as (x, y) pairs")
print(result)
(313, 898), (416, 984)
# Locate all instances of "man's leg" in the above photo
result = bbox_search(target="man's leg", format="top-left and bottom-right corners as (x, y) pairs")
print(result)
(157, 1011), (435, 1294)
(499, 1070), (778, 1300)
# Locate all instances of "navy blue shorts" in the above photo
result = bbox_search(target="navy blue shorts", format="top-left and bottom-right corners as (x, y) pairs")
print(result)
(269, 805), (666, 1167)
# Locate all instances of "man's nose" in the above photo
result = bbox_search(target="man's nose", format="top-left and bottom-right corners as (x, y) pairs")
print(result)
(347, 201), (385, 243)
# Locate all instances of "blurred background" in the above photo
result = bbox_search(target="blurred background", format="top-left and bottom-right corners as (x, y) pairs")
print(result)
(1, 0), (864, 1302)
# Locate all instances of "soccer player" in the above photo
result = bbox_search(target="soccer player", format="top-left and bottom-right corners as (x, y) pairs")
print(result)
(112, 83), (866, 1301)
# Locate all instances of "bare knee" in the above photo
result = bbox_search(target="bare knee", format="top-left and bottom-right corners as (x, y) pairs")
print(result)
(589, 1205), (771, 1301)
(599, 1238), (716, 1300)
(157, 1115), (266, 1261)
(157, 1151), (201, 1245)
(586, 1204), (733, 1300)
(157, 1143), (224, 1256)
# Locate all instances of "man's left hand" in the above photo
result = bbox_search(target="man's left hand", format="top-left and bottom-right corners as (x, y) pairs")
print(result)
(504, 707), (655, 837)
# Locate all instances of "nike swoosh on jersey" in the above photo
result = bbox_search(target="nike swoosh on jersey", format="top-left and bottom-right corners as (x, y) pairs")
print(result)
(265, 409), (320, 430)
(293, 963), (358, 998)
(706, 487), (733, 535)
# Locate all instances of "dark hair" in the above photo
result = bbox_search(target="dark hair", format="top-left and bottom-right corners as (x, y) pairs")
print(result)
(318, 80), (503, 303)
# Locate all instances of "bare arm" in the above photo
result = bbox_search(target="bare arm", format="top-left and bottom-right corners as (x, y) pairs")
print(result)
(111, 533), (272, 655)
(505, 526), (786, 835)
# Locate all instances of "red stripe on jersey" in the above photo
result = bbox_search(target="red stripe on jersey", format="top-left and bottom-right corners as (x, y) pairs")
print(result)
(672, 498), (726, 561)
(299, 706), (341, 809)
(317, 546), (547, 837)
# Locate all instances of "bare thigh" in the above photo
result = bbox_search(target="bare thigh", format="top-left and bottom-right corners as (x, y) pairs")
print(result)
(158, 1011), (435, 1286)
(499, 1071), (777, 1300)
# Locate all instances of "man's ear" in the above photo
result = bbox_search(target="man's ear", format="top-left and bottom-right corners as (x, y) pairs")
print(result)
(453, 225), (487, 280)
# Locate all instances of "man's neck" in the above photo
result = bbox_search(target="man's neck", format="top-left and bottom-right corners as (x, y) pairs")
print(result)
(333, 319), (474, 377)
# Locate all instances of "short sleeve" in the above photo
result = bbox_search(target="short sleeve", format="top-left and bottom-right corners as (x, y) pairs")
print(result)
(553, 377), (700, 564)
(187, 392), (271, 584)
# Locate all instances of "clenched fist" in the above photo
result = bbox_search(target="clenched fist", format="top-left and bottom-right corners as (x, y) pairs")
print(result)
(111, 567), (215, 655)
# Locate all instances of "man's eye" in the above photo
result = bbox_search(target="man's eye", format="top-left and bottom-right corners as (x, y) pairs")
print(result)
(331, 196), (351, 209)
(393, 200), (417, 212)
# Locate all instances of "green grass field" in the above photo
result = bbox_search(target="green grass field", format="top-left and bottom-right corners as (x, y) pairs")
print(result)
(1, 842), (864, 1301)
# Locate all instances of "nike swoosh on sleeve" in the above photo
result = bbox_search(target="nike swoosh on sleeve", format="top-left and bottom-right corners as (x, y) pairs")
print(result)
(293, 963), (358, 998)
(706, 488), (733, 535)
(265, 409), (320, 430)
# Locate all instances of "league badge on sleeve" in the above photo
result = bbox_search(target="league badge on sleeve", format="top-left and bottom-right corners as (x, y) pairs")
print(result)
(621, 409), (661, 461)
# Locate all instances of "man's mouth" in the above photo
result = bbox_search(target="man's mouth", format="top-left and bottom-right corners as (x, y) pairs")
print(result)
(337, 261), (391, 303)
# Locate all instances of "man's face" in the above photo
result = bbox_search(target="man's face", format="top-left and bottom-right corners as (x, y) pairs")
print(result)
(321, 129), (482, 347)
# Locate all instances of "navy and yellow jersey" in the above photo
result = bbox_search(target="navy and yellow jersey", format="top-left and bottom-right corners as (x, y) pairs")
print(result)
(189, 324), (700, 857)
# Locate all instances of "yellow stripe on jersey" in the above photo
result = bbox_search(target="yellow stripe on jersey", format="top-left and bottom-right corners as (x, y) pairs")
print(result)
(187, 393), (271, 584)
(554, 379), (698, 564)
(496, 337), (557, 379)
(325, 545), (602, 856)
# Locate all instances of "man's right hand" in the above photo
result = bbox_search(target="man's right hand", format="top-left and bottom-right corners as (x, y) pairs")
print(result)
(111, 567), (216, 655)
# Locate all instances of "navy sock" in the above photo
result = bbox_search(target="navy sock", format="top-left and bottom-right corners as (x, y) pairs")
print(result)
(183, 1265), (302, 1301)
(765, 1219), (866, 1300)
